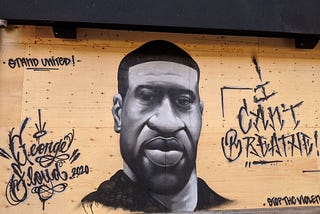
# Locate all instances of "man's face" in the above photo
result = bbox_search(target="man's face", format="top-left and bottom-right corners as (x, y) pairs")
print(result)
(115, 61), (203, 194)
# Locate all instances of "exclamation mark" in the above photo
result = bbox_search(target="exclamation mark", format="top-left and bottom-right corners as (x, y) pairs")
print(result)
(72, 55), (75, 66)
(315, 130), (319, 157)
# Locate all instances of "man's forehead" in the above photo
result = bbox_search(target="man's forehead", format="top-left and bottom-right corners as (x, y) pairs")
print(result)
(127, 61), (199, 87)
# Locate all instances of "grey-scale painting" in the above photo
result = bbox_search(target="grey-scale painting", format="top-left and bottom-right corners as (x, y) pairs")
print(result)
(82, 40), (229, 212)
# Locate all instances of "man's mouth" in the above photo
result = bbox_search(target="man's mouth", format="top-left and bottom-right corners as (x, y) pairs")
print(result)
(143, 137), (184, 167)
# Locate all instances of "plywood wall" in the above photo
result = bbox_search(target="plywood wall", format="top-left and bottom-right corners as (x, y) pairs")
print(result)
(0, 25), (319, 213)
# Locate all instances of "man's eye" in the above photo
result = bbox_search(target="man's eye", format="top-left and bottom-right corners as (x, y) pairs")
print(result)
(175, 96), (193, 108)
(141, 93), (154, 101)
(136, 88), (158, 103)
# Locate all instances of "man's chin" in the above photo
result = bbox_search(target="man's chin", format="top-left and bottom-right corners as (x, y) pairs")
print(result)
(144, 173), (188, 195)
(133, 156), (194, 195)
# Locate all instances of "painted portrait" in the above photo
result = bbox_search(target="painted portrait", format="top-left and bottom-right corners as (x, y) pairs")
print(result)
(81, 40), (229, 212)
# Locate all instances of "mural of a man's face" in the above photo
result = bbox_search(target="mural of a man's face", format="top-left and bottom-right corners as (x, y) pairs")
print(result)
(113, 61), (203, 194)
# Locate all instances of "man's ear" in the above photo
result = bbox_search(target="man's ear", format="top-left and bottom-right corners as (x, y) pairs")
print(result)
(200, 101), (204, 115)
(112, 94), (123, 133)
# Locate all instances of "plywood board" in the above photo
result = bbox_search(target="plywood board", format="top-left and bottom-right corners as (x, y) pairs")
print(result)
(0, 25), (319, 213)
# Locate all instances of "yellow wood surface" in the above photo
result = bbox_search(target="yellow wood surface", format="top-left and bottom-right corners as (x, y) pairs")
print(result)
(0, 25), (319, 213)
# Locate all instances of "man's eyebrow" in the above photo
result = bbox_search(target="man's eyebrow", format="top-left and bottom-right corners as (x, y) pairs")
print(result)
(135, 85), (159, 91)
(169, 88), (196, 99)
(134, 85), (163, 96)
(134, 85), (198, 100)
(135, 85), (195, 93)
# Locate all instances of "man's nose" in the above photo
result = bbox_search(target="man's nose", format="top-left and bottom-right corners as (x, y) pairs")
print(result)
(147, 96), (184, 133)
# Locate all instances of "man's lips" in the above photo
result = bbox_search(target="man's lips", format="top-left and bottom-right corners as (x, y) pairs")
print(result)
(143, 137), (183, 151)
(143, 137), (184, 167)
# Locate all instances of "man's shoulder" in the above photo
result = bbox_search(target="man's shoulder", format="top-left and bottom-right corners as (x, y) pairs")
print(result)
(81, 170), (167, 212)
(81, 170), (137, 205)
(81, 171), (230, 212)
(81, 170), (124, 204)
(196, 177), (231, 210)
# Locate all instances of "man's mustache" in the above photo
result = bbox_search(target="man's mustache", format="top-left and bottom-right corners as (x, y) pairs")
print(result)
(142, 136), (184, 152)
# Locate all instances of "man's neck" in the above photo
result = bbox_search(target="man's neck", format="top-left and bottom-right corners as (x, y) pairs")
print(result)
(123, 163), (137, 182)
(123, 163), (198, 212)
